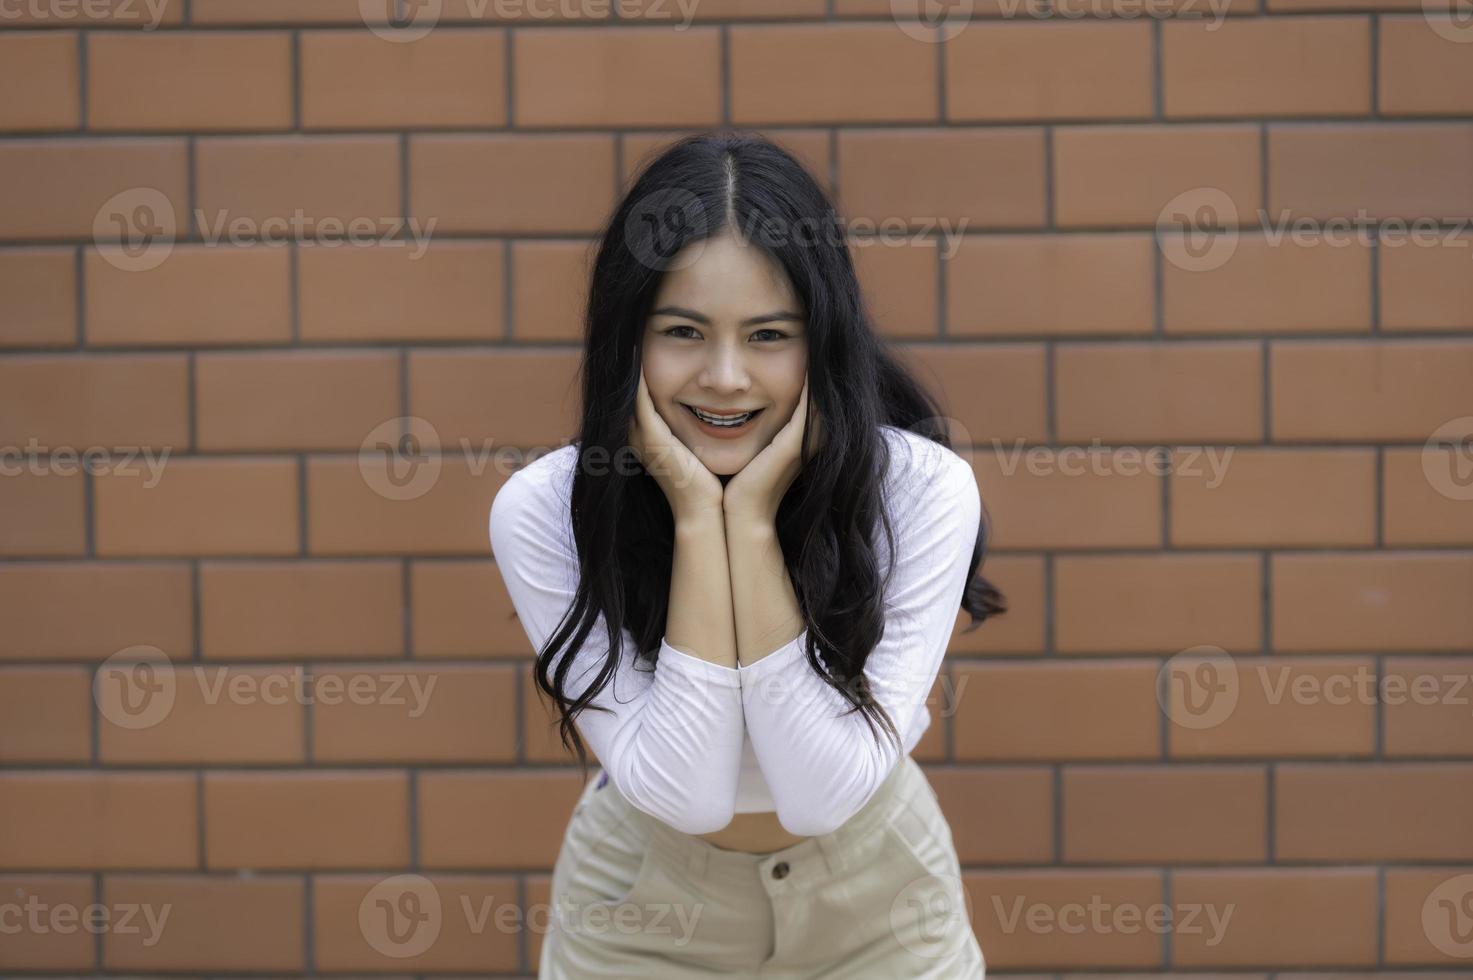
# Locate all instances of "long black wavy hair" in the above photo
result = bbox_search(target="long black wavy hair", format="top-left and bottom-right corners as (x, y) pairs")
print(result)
(533, 129), (1006, 780)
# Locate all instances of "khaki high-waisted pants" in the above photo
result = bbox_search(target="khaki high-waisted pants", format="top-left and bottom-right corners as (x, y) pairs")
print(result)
(539, 754), (986, 978)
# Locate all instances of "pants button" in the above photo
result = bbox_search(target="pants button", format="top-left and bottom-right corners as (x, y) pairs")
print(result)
(771, 861), (790, 880)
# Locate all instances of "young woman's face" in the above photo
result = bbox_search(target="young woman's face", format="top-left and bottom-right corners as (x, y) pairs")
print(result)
(641, 231), (809, 478)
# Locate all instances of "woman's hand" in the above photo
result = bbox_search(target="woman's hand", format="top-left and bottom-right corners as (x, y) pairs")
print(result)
(628, 369), (725, 524)
(722, 376), (822, 528)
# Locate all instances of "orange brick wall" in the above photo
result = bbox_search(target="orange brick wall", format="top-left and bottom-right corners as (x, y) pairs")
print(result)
(2, 0), (1472, 974)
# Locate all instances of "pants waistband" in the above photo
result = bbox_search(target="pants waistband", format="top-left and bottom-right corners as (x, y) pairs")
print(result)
(601, 755), (922, 888)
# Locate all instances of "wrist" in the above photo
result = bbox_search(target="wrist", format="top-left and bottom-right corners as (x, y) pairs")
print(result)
(723, 510), (777, 540)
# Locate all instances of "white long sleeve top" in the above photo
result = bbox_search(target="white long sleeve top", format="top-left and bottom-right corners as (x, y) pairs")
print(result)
(488, 424), (982, 837)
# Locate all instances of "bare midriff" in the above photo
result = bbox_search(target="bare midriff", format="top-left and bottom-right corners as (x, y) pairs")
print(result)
(696, 809), (808, 854)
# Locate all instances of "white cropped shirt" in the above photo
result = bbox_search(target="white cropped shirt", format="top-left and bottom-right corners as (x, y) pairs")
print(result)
(487, 424), (982, 837)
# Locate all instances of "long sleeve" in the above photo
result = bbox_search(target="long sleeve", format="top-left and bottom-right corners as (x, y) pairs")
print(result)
(488, 462), (746, 835)
(737, 443), (982, 837)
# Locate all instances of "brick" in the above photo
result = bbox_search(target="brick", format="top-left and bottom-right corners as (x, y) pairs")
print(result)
(510, 239), (595, 342)
(622, 0), (825, 16)
(1379, 229), (1473, 331)
(99, 665), (305, 765)
(0, 668), (90, 762)
(850, 236), (938, 339)
(312, 664), (517, 763)
(1270, 340), (1473, 441)
(927, 767), (1054, 864)
(731, 24), (935, 125)
(1277, 763), (1473, 861)
(410, 559), (524, 659)
(1162, 234), (1373, 333)
(0, 139), (187, 240)
(1055, 341), (1263, 443)
(0, 470), (85, 556)
(307, 456), (508, 556)
(946, 21), (1152, 121)
(192, 0), (368, 22)
(916, 675), (947, 763)
(522, 661), (573, 764)
(1063, 765), (1267, 863)
(1273, 553), (1473, 652)
(1167, 657), (1377, 759)
(1170, 449), (1377, 548)
(1382, 657), (1473, 758)
(0, 562), (192, 661)
(1383, 447), (1473, 546)
(313, 874), (520, 972)
(420, 770), (583, 868)
(970, 870), (1163, 968)
(103, 875), (303, 972)
(516, 26), (719, 127)
(0, 247), (76, 347)
(948, 554), (1047, 655)
(1163, 18), (1370, 118)
(1172, 869), (1377, 967)
(298, 240), (504, 341)
(892, 344), (1049, 443)
(196, 350), (400, 452)
(408, 348), (582, 448)
(195, 135), (401, 235)
(200, 560), (404, 660)
(0, 875), (95, 969)
(952, 661), (1161, 760)
(1379, 16), (1473, 116)
(301, 29), (507, 129)
(0, 0), (183, 25)
(1268, 123), (1473, 220)
(1054, 124), (1260, 228)
(410, 134), (615, 234)
(1056, 554), (1262, 653)
(972, 449), (1162, 550)
(0, 352), (187, 449)
(0, 772), (197, 870)
(948, 233), (1154, 337)
(838, 128), (1047, 229)
(94, 457), (299, 557)
(204, 771), (409, 869)
(1385, 868), (1473, 963)
(0, 34), (80, 131)
(87, 32), (292, 131)
(85, 244), (292, 346)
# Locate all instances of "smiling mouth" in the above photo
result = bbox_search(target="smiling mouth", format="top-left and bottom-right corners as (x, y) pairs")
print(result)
(682, 404), (764, 427)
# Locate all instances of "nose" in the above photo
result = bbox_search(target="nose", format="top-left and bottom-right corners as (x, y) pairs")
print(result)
(698, 338), (751, 393)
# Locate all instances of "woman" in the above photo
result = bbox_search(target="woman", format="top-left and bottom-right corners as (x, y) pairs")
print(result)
(488, 130), (1004, 977)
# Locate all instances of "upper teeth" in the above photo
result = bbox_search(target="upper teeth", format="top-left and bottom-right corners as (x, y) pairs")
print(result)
(692, 407), (754, 424)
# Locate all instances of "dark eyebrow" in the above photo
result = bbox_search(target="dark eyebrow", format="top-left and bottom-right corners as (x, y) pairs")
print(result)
(650, 305), (804, 328)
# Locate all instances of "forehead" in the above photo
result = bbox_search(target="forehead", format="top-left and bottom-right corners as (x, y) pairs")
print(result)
(651, 234), (800, 316)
